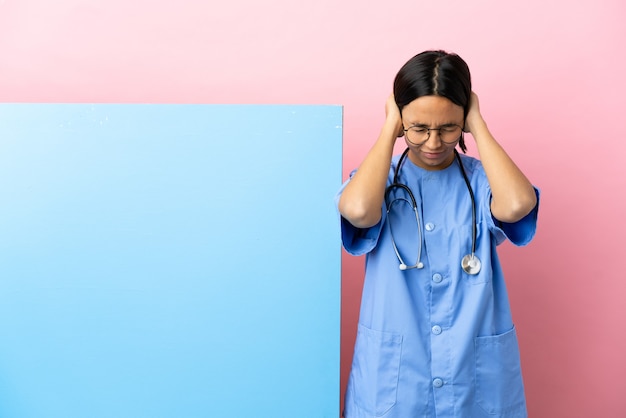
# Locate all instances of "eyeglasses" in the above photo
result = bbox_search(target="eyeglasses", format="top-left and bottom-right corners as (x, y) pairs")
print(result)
(403, 124), (463, 146)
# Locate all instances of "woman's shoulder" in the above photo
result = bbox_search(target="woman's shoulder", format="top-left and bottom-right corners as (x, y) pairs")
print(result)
(457, 152), (481, 166)
(457, 153), (484, 174)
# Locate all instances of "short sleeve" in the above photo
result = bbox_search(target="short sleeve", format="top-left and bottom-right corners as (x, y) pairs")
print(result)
(489, 187), (540, 247)
(334, 176), (385, 256)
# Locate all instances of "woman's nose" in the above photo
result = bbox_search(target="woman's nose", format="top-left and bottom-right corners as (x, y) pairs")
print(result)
(422, 130), (443, 148)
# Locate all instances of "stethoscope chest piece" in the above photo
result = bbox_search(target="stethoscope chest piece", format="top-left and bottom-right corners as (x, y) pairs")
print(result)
(461, 254), (481, 275)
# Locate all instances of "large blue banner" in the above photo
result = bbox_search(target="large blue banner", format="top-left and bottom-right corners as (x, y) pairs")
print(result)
(0, 104), (342, 417)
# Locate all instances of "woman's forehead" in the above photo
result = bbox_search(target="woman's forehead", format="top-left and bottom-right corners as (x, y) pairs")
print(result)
(402, 95), (464, 124)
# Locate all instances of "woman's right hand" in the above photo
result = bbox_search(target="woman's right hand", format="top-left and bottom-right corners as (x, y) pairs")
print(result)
(385, 94), (404, 138)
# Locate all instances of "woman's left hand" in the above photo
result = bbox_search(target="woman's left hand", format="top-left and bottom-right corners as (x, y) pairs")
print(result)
(463, 92), (486, 135)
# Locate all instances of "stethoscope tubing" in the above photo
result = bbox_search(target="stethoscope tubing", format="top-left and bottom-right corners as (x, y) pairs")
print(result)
(385, 147), (480, 274)
(455, 150), (477, 256)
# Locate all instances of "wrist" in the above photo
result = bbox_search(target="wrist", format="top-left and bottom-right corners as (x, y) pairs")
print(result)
(380, 123), (402, 147)
(383, 115), (403, 136)
(467, 117), (488, 138)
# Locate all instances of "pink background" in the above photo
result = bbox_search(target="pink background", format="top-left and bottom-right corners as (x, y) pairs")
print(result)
(1, 0), (625, 416)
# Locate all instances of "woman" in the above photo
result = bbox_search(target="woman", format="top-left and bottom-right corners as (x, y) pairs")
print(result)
(337, 50), (539, 417)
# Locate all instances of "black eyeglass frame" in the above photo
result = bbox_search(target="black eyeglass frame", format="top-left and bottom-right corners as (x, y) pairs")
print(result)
(403, 123), (464, 146)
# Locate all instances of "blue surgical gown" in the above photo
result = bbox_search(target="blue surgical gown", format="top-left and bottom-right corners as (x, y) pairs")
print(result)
(338, 153), (539, 418)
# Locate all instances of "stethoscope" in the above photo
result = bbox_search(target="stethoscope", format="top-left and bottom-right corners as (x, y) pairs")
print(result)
(384, 148), (481, 275)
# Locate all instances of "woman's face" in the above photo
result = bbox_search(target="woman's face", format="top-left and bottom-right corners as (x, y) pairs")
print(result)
(401, 95), (464, 170)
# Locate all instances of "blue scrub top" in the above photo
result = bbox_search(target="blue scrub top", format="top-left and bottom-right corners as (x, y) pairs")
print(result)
(338, 153), (539, 418)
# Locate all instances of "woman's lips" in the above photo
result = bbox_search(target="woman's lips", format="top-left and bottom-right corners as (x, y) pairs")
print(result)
(422, 151), (444, 159)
